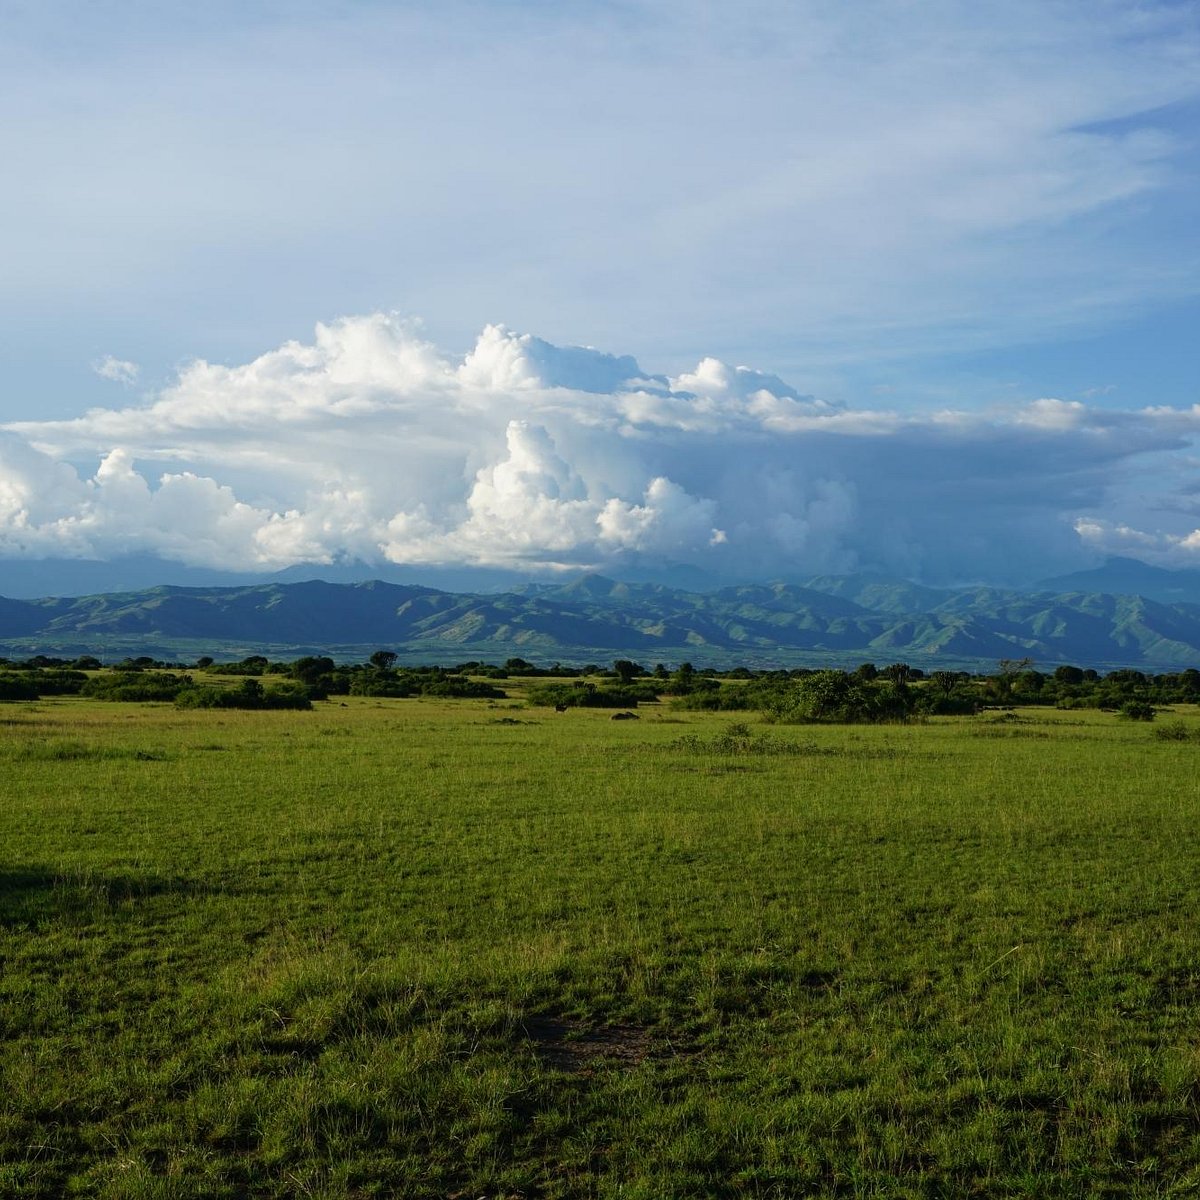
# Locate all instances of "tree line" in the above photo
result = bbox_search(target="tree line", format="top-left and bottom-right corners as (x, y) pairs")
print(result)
(1, 652), (1197, 721)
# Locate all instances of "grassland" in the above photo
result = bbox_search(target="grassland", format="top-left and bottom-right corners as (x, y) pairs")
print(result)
(2, 688), (1200, 1197)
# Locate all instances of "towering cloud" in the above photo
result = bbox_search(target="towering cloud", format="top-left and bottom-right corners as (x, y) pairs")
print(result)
(4, 315), (1200, 584)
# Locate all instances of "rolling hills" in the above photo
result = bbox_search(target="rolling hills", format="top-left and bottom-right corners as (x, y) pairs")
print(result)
(5, 572), (1200, 670)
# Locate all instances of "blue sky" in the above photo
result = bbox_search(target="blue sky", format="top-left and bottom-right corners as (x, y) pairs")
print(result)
(1, 1), (1199, 585)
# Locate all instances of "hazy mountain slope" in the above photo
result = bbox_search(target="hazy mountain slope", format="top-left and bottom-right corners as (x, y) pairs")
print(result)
(7, 575), (1200, 668)
(1036, 557), (1200, 605)
(798, 574), (949, 614)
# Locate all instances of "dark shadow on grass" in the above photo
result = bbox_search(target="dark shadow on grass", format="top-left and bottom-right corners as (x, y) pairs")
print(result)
(0, 866), (236, 928)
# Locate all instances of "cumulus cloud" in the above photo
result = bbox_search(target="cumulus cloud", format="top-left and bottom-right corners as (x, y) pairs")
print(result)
(1074, 519), (1200, 566)
(6, 314), (1200, 583)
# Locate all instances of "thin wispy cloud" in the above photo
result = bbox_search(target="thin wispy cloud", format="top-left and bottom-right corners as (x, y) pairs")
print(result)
(92, 356), (139, 386)
(0, 1), (1196, 405)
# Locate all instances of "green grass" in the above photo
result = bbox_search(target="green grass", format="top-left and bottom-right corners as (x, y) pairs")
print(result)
(3, 696), (1200, 1197)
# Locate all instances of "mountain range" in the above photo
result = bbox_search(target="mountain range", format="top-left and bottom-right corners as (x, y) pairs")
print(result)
(5, 559), (1200, 670)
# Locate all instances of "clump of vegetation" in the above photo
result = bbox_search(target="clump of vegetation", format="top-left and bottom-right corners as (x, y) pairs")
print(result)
(9, 741), (169, 762)
(350, 667), (505, 699)
(527, 681), (647, 709)
(0, 669), (87, 700)
(759, 669), (918, 724)
(1154, 720), (1194, 742)
(419, 677), (506, 699)
(175, 679), (312, 710)
(0, 673), (42, 701)
(1118, 699), (1156, 721)
(671, 721), (819, 756)
(80, 672), (193, 702)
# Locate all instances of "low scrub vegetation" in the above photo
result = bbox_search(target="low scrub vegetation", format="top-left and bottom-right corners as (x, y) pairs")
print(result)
(80, 671), (193, 701)
(175, 679), (313, 710)
(669, 721), (821, 755)
(527, 681), (651, 708)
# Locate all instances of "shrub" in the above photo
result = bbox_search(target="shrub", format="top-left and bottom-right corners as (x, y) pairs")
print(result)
(1118, 700), (1156, 722)
(205, 656), (270, 676)
(175, 679), (312, 710)
(1154, 720), (1192, 742)
(30, 670), (88, 696)
(80, 672), (193, 702)
(671, 689), (743, 711)
(0, 673), (40, 701)
(419, 677), (506, 699)
(761, 670), (916, 724)
(916, 693), (977, 716)
(670, 722), (819, 756)
(349, 673), (420, 698)
(527, 683), (642, 709)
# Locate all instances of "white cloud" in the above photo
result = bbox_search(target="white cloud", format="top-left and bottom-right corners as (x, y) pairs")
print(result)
(1074, 518), (1200, 566)
(93, 356), (139, 385)
(5, 315), (1200, 582)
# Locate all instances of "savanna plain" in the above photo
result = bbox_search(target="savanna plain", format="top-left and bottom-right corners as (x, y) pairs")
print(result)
(3, 684), (1200, 1198)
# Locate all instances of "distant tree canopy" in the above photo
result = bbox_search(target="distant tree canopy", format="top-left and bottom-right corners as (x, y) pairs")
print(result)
(3, 650), (1200, 721)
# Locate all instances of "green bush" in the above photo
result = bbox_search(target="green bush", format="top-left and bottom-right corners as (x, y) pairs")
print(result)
(1118, 700), (1156, 722)
(175, 679), (312, 710)
(0, 669), (87, 700)
(761, 670), (916, 724)
(419, 677), (506, 699)
(671, 689), (744, 711)
(1154, 720), (1192, 741)
(0, 673), (41, 701)
(29, 669), (88, 696)
(527, 682), (643, 709)
(80, 672), (193, 702)
(349, 673), (420, 698)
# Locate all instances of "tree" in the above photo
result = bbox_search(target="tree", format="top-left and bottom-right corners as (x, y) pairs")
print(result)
(369, 650), (398, 671)
(994, 657), (1034, 699)
(767, 670), (871, 723)
(612, 659), (642, 685)
(292, 656), (335, 685)
(931, 671), (959, 697)
(669, 662), (697, 695)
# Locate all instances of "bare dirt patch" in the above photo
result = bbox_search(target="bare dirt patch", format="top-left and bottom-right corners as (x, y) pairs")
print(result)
(522, 1017), (662, 1073)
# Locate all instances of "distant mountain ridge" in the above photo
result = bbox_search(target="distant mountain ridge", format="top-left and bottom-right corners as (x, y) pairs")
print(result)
(1034, 557), (1200, 605)
(6, 571), (1200, 670)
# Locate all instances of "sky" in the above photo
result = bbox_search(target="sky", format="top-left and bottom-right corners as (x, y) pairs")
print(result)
(1, 0), (1199, 589)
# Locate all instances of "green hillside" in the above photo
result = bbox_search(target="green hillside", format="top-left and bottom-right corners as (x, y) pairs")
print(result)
(6, 573), (1200, 669)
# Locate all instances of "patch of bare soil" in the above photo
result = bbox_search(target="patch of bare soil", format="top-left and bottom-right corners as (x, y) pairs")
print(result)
(521, 1017), (667, 1073)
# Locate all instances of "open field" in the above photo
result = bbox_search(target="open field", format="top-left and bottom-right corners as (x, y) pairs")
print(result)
(3, 692), (1200, 1197)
